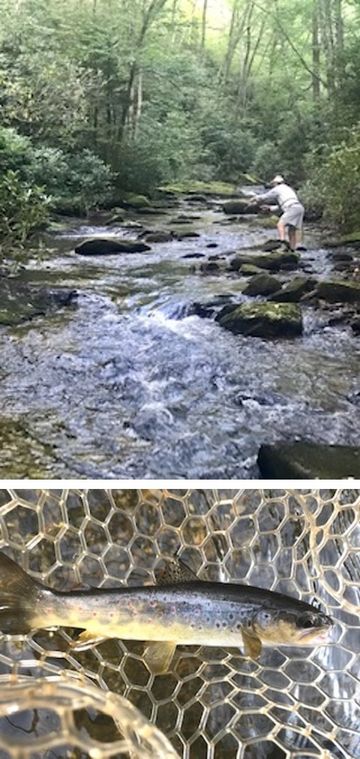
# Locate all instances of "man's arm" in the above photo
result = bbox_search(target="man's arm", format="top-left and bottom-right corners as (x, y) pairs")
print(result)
(255, 187), (279, 203)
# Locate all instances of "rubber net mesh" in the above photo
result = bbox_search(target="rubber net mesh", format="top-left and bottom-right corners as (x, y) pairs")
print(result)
(0, 488), (358, 759)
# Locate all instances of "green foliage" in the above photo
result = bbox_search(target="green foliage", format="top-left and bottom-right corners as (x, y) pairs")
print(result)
(200, 119), (256, 181)
(26, 148), (113, 213)
(0, 170), (49, 244)
(0, 0), (359, 234)
(115, 112), (202, 194)
(305, 125), (360, 230)
(251, 142), (283, 183)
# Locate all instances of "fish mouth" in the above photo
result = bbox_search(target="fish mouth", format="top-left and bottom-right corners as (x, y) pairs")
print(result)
(297, 627), (331, 644)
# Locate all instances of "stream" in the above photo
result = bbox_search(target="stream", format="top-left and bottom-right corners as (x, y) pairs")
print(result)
(0, 195), (359, 478)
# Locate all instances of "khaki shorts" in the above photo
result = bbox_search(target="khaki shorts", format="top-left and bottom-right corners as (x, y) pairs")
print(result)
(280, 202), (304, 229)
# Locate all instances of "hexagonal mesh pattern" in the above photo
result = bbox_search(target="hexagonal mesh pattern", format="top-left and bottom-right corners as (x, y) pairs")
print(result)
(0, 488), (359, 759)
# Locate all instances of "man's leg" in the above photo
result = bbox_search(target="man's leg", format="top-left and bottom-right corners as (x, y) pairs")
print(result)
(295, 226), (303, 247)
(277, 220), (286, 242)
(288, 226), (296, 251)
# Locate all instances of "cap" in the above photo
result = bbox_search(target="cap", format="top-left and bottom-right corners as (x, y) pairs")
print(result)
(271, 175), (285, 185)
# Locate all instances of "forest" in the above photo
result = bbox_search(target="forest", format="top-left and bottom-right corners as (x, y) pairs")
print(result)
(0, 0), (359, 244)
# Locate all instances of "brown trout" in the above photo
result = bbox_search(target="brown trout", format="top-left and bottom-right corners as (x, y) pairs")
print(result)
(0, 552), (333, 673)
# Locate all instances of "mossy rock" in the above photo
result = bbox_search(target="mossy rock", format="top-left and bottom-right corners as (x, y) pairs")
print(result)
(270, 276), (316, 303)
(258, 442), (360, 478)
(230, 251), (299, 273)
(217, 302), (303, 338)
(75, 238), (151, 255)
(120, 194), (151, 209)
(243, 273), (282, 297)
(160, 180), (238, 197)
(238, 264), (265, 276)
(315, 279), (360, 303)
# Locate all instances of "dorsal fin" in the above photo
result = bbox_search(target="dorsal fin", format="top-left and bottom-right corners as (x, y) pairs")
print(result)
(156, 558), (198, 586)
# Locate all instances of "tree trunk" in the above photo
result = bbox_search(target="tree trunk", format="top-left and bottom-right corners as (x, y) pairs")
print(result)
(312, 0), (321, 101)
(201, 0), (208, 50)
(118, 0), (168, 142)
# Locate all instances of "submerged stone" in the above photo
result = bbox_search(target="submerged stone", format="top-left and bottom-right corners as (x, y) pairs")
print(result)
(143, 231), (173, 243)
(217, 302), (303, 338)
(0, 279), (77, 326)
(75, 238), (151, 255)
(258, 442), (360, 478)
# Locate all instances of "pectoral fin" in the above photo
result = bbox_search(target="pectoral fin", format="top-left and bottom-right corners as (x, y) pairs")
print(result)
(70, 631), (109, 651)
(242, 630), (262, 660)
(143, 641), (176, 675)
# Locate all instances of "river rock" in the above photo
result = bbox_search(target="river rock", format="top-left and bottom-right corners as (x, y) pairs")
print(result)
(269, 276), (316, 303)
(181, 253), (205, 259)
(315, 279), (360, 303)
(216, 302), (303, 338)
(106, 213), (125, 225)
(184, 194), (209, 203)
(230, 251), (299, 273)
(75, 238), (151, 255)
(200, 261), (221, 273)
(350, 317), (360, 335)
(120, 194), (151, 209)
(258, 442), (360, 478)
(329, 251), (354, 262)
(243, 273), (282, 296)
(0, 280), (77, 326)
(143, 231), (173, 243)
(174, 231), (201, 240)
(223, 200), (259, 215)
(238, 264), (265, 276)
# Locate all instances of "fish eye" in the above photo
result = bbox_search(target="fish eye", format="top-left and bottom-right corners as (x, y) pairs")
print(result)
(256, 610), (273, 627)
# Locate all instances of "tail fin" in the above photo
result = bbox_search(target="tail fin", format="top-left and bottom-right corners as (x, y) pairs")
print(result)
(0, 551), (42, 634)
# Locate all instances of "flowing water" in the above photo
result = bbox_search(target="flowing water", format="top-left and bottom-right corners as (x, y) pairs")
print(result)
(0, 198), (359, 478)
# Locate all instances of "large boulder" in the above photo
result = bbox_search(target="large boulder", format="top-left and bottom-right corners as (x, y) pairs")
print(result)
(75, 238), (151, 255)
(258, 442), (360, 478)
(243, 273), (282, 297)
(223, 199), (259, 215)
(315, 279), (360, 303)
(269, 276), (316, 303)
(216, 302), (303, 338)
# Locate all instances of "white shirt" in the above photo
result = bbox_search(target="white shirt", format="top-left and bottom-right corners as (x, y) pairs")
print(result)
(257, 183), (301, 211)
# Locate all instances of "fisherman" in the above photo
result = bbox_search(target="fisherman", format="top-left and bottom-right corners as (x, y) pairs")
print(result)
(251, 175), (305, 251)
